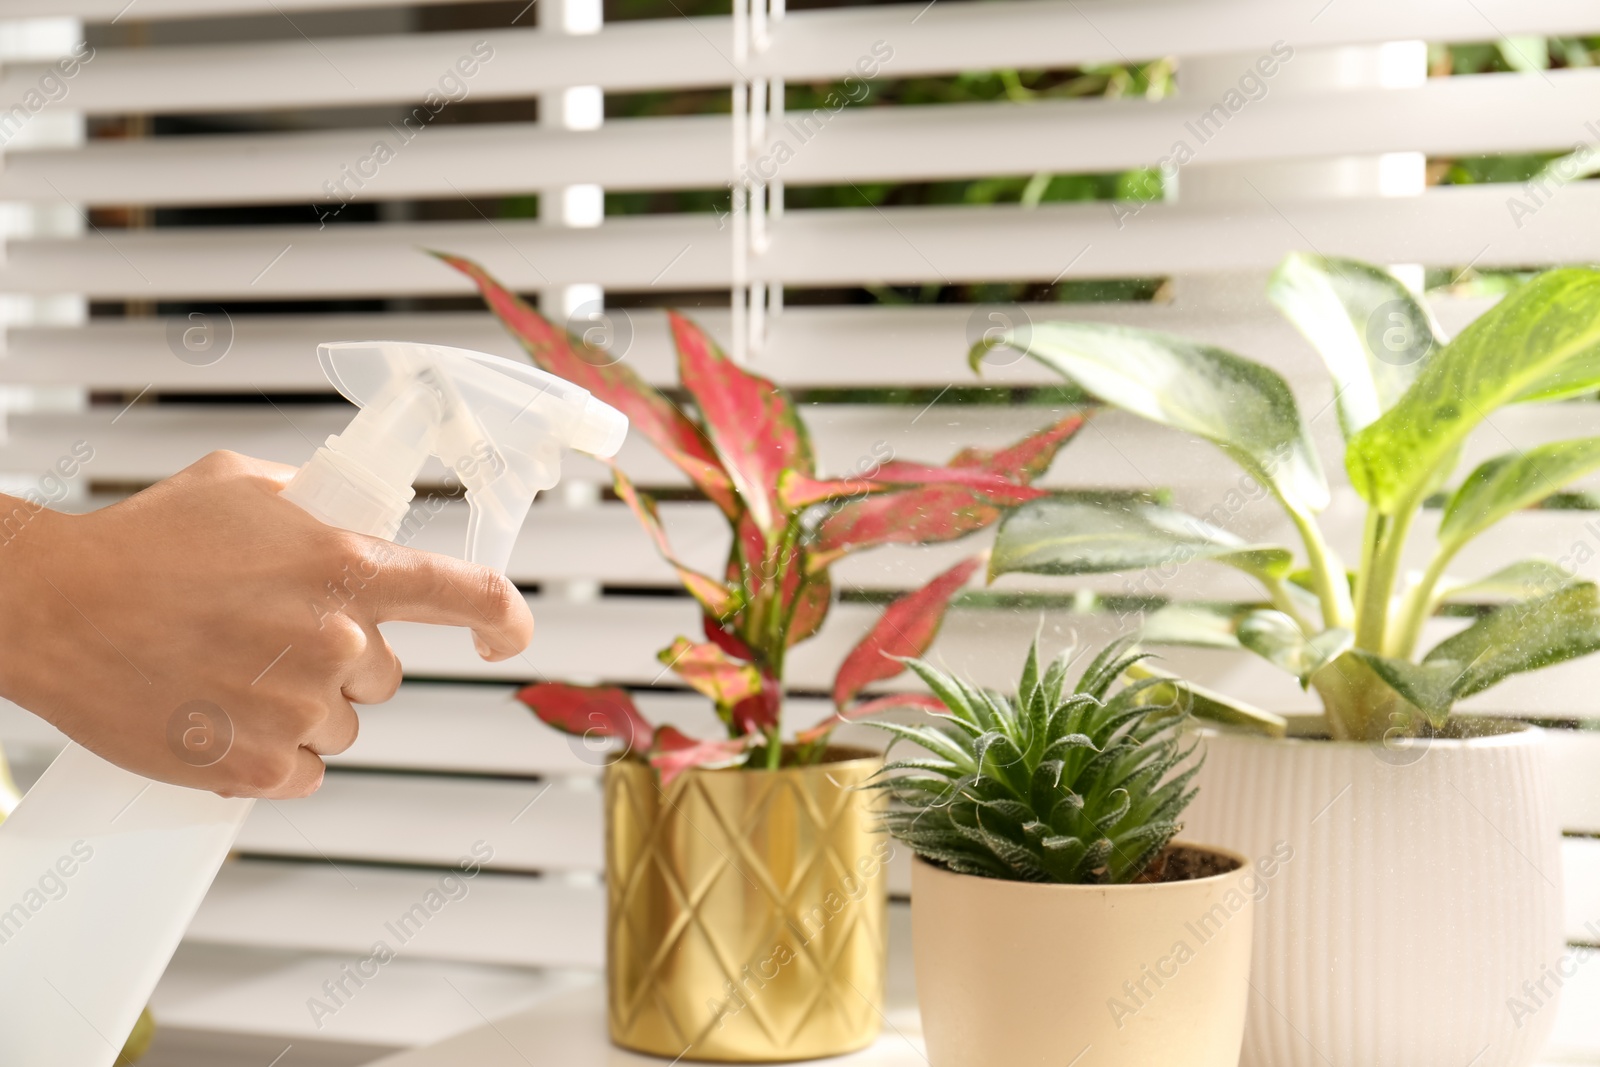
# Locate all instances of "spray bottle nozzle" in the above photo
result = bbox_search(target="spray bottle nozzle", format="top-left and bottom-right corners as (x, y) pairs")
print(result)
(282, 341), (628, 573)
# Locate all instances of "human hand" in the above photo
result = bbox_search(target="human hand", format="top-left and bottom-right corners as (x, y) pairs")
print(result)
(0, 450), (533, 798)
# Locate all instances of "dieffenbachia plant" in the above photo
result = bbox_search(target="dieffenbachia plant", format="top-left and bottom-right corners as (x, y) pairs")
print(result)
(972, 254), (1600, 742)
(438, 252), (1085, 780)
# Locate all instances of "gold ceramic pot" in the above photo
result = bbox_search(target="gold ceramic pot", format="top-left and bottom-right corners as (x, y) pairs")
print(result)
(605, 747), (889, 1062)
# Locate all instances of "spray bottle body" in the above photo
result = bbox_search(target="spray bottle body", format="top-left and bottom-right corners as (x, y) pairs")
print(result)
(0, 492), (401, 1066)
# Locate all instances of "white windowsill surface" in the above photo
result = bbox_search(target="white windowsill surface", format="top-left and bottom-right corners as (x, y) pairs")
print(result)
(362, 906), (1600, 1067)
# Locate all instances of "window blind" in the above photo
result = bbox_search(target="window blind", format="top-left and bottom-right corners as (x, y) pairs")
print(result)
(0, 0), (1596, 1059)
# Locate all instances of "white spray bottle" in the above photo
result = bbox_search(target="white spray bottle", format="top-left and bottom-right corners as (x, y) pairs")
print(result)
(0, 341), (626, 1066)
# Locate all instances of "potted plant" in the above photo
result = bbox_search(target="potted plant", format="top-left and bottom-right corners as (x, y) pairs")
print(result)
(438, 252), (1085, 1061)
(874, 638), (1258, 1067)
(971, 254), (1589, 1067)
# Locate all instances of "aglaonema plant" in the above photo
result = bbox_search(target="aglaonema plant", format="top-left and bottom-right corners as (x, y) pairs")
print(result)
(436, 252), (1086, 781)
(971, 254), (1600, 742)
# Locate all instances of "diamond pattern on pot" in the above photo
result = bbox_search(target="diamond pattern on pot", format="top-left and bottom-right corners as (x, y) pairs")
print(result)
(604, 754), (889, 1061)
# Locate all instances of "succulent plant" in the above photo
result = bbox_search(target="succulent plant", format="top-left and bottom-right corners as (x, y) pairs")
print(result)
(873, 639), (1200, 885)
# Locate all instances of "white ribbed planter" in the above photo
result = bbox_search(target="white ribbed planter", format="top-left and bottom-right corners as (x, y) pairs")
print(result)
(1183, 724), (1565, 1067)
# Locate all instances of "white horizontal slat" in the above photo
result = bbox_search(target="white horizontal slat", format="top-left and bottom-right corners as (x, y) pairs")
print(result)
(236, 773), (602, 871)
(152, 941), (583, 1051)
(0, 297), (1498, 392)
(188, 859), (604, 969)
(1566, 837), (1600, 943)
(1552, 733), (1600, 834)
(1, 0), (486, 17)
(15, 0), (1600, 112)
(2, 184), (1597, 298)
(5, 673), (1593, 824)
(217, 734), (1600, 870)
(8, 69), (1596, 207)
(364, 593), (1600, 718)
(9, 391), (1598, 499)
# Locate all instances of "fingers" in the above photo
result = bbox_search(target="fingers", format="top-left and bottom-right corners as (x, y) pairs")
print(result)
(271, 747), (327, 800)
(340, 621), (403, 707)
(304, 693), (360, 758)
(362, 543), (534, 660)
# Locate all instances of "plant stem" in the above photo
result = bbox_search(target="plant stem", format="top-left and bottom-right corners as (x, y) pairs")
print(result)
(1264, 576), (1315, 633)
(1391, 545), (1455, 659)
(1287, 506), (1352, 630)
(1354, 490), (1423, 654)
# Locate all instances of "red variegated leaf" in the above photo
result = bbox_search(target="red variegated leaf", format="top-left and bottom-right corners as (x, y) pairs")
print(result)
(810, 415), (1087, 565)
(867, 461), (1047, 505)
(670, 311), (813, 532)
(831, 556), (982, 707)
(434, 252), (739, 516)
(613, 470), (740, 619)
(659, 637), (764, 710)
(777, 470), (895, 511)
(516, 683), (654, 752)
(811, 484), (1006, 569)
(703, 614), (757, 662)
(951, 412), (1088, 481)
(731, 670), (782, 733)
(796, 693), (947, 745)
(784, 567), (833, 646)
(653, 725), (698, 752)
(650, 732), (752, 788)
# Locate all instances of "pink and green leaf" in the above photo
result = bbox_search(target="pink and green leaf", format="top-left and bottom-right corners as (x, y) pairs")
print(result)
(811, 484), (1007, 568)
(776, 470), (895, 511)
(951, 412), (1088, 481)
(515, 683), (655, 751)
(784, 567), (833, 647)
(434, 252), (739, 516)
(659, 637), (765, 710)
(613, 469), (741, 619)
(810, 415), (1087, 565)
(831, 555), (982, 707)
(796, 693), (947, 746)
(670, 311), (813, 533)
(703, 614), (757, 662)
(650, 729), (753, 787)
(868, 461), (1049, 505)
(730, 670), (782, 734)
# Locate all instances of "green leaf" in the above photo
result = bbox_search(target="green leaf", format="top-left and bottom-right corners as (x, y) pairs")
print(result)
(1497, 36), (1550, 72)
(990, 494), (1294, 582)
(1436, 559), (1579, 603)
(1268, 252), (1442, 438)
(976, 321), (1328, 516)
(1423, 581), (1600, 701)
(1349, 653), (1461, 724)
(1346, 269), (1600, 513)
(1138, 604), (1244, 649)
(1235, 610), (1353, 686)
(1361, 581), (1600, 725)
(1121, 661), (1287, 737)
(1438, 438), (1600, 553)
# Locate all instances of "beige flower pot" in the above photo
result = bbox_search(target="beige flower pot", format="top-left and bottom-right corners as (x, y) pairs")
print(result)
(911, 846), (1257, 1067)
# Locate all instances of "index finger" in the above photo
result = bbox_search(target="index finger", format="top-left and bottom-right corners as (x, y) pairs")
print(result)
(359, 542), (535, 661)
